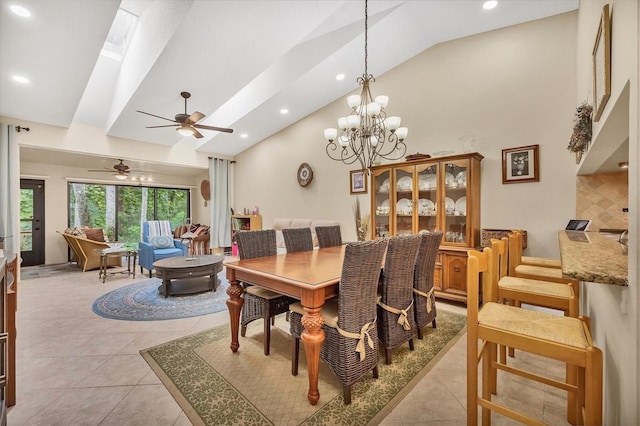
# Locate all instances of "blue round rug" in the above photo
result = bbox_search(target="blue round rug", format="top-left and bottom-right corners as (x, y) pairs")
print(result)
(92, 272), (229, 321)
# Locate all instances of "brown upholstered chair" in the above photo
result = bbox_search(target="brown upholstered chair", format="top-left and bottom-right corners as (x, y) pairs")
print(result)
(412, 231), (442, 339)
(377, 234), (420, 364)
(467, 247), (602, 426)
(282, 227), (313, 253)
(289, 239), (388, 404)
(315, 225), (342, 248)
(237, 229), (296, 356)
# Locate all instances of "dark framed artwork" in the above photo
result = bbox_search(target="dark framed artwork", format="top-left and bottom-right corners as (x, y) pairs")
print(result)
(350, 169), (367, 194)
(502, 145), (539, 184)
(592, 4), (611, 122)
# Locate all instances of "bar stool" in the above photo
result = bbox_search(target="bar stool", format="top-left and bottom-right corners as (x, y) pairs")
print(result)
(512, 229), (562, 268)
(467, 247), (602, 426)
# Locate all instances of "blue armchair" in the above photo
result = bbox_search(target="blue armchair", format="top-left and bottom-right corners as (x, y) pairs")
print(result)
(139, 221), (188, 277)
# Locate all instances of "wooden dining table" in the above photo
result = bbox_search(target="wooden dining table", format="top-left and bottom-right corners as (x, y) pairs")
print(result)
(224, 245), (345, 405)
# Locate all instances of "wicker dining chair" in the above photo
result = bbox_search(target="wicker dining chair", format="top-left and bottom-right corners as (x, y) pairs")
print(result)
(282, 227), (313, 253)
(289, 239), (388, 404)
(315, 225), (342, 248)
(236, 229), (296, 356)
(412, 231), (443, 339)
(377, 234), (421, 364)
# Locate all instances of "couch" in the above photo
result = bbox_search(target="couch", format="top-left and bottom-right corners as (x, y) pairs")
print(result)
(60, 229), (122, 272)
(139, 221), (189, 277)
(272, 218), (340, 250)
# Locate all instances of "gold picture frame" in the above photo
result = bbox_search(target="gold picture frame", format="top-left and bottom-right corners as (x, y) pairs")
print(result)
(502, 145), (539, 184)
(350, 169), (367, 194)
(592, 4), (611, 122)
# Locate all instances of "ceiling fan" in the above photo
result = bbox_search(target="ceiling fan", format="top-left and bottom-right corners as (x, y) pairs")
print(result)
(136, 91), (233, 138)
(88, 159), (141, 180)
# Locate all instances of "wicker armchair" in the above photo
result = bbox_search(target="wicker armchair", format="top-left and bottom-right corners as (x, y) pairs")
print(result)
(315, 225), (342, 248)
(289, 239), (387, 404)
(237, 229), (296, 356)
(282, 227), (313, 253)
(413, 231), (442, 339)
(377, 234), (420, 364)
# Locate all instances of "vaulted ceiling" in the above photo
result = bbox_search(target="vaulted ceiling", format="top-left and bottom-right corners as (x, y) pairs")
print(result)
(2, 0), (578, 164)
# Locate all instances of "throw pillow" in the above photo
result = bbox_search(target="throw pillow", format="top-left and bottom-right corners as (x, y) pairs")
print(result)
(84, 228), (106, 242)
(149, 235), (174, 249)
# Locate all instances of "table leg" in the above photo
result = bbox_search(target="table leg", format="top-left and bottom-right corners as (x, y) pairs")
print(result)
(226, 276), (244, 353)
(301, 306), (326, 405)
(163, 279), (170, 298)
(101, 255), (107, 283)
(132, 253), (137, 279)
(126, 253), (132, 277)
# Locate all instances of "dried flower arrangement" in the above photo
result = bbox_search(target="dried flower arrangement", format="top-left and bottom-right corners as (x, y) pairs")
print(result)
(567, 102), (593, 163)
(353, 198), (370, 242)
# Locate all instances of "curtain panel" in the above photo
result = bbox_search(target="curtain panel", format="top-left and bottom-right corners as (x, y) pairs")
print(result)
(0, 123), (20, 254)
(208, 158), (232, 249)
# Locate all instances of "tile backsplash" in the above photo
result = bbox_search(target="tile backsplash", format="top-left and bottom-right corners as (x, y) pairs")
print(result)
(576, 171), (628, 231)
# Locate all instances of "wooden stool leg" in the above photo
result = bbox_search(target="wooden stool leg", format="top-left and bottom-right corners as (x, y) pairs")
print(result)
(584, 347), (603, 425)
(567, 363), (578, 425)
(482, 343), (493, 425)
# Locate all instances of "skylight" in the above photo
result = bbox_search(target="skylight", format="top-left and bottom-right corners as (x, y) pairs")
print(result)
(100, 8), (138, 62)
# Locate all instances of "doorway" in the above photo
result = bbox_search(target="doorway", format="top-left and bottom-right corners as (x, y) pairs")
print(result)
(20, 179), (45, 266)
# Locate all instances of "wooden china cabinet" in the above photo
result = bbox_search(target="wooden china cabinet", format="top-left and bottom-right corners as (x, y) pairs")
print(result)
(370, 152), (484, 304)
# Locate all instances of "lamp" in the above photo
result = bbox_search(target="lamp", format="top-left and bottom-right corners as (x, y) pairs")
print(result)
(114, 173), (128, 180)
(323, 0), (407, 171)
(177, 125), (195, 137)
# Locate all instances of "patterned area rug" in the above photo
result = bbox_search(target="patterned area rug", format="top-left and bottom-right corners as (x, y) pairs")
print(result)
(92, 272), (228, 321)
(140, 310), (466, 425)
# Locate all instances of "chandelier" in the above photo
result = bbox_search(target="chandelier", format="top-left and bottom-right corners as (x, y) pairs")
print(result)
(323, 0), (408, 171)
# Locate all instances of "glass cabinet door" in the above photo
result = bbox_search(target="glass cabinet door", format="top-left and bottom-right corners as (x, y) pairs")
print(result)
(442, 159), (469, 244)
(394, 166), (415, 236)
(416, 162), (439, 233)
(372, 168), (392, 238)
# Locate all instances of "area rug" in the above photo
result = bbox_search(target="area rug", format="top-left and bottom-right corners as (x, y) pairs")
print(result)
(140, 309), (466, 425)
(92, 272), (228, 321)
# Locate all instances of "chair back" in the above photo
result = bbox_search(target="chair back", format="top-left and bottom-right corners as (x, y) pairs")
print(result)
(507, 231), (524, 275)
(282, 228), (313, 253)
(236, 229), (277, 260)
(315, 225), (342, 248)
(413, 231), (442, 326)
(142, 220), (173, 243)
(490, 237), (509, 281)
(337, 240), (387, 332)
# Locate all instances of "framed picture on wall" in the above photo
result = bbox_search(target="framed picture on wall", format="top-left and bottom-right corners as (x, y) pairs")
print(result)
(502, 145), (540, 184)
(592, 4), (611, 122)
(350, 169), (367, 194)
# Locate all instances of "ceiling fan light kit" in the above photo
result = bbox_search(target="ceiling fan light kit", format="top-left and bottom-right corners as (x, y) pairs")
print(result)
(137, 91), (233, 138)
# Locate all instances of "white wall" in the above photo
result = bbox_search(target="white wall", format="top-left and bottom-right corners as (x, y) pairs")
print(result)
(234, 11), (578, 257)
(575, 1), (638, 424)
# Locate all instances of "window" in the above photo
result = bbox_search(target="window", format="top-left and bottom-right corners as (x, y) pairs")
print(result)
(68, 182), (189, 243)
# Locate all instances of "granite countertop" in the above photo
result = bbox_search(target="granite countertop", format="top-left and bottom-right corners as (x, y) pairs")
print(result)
(558, 230), (628, 286)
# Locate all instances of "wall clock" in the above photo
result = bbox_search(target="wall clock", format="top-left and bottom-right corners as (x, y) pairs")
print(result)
(297, 163), (313, 187)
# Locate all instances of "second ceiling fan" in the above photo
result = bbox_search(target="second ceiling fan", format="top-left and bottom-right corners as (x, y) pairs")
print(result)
(137, 91), (233, 138)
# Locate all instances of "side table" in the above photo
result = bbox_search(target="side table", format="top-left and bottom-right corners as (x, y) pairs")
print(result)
(96, 248), (138, 283)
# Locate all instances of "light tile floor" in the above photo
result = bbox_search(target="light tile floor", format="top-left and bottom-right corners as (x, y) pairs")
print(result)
(10, 262), (570, 425)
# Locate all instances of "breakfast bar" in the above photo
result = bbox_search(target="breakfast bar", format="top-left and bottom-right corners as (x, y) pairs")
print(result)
(558, 230), (628, 286)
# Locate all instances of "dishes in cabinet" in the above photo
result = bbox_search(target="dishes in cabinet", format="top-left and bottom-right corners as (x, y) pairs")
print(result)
(455, 196), (467, 215)
(445, 172), (456, 187)
(418, 198), (435, 215)
(456, 171), (467, 187)
(445, 197), (455, 214)
(397, 176), (412, 191)
(379, 178), (390, 193)
(376, 199), (390, 216)
(419, 174), (436, 190)
(396, 198), (412, 215)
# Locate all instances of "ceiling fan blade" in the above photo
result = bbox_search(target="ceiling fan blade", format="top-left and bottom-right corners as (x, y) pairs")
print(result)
(188, 111), (205, 124)
(193, 128), (204, 139)
(88, 169), (111, 172)
(136, 110), (177, 123)
(193, 124), (234, 133)
(146, 124), (179, 128)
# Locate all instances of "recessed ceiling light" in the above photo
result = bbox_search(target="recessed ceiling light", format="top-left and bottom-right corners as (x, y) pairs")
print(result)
(240, 133), (248, 139)
(12, 75), (29, 84)
(10, 5), (31, 17)
(618, 161), (629, 169)
(336, 73), (345, 81)
(483, 1), (498, 10)
(280, 108), (289, 115)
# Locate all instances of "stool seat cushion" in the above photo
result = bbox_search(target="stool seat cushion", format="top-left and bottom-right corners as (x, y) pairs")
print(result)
(245, 285), (290, 300)
(515, 264), (564, 280)
(479, 302), (588, 349)
(289, 300), (339, 328)
(499, 276), (572, 298)
(522, 256), (562, 268)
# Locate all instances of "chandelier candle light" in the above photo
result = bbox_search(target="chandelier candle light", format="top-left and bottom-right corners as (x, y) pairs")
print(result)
(323, 0), (408, 171)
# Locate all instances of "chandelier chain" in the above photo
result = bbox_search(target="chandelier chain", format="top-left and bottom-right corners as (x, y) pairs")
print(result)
(364, 0), (368, 77)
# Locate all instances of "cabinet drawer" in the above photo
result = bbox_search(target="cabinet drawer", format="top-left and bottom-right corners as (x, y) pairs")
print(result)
(442, 253), (467, 294)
